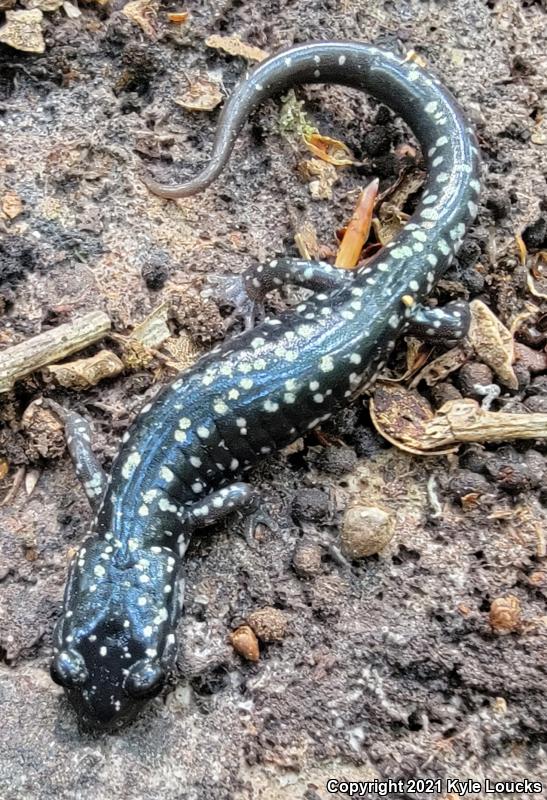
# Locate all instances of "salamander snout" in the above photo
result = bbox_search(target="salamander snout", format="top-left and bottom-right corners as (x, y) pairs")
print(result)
(51, 644), (166, 731)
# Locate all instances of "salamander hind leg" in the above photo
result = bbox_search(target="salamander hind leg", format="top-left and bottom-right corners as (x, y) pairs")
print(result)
(205, 257), (352, 330)
(405, 300), (471, 342)
(45, 399), (107, 510)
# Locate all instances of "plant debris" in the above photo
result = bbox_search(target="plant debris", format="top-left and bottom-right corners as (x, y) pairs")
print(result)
(46, 350), (124, 390)
(205, 34), (269, 63)
(1, 191), (23, 220)
(467, 299), (518, 389)
(175, 75), (223, 112)
(122, 0), (159, 38)
(302, 132), (356, 166)
(335, 179), (379, 269)
(0, 8), (45, 53)
(0, 310), (111, 393)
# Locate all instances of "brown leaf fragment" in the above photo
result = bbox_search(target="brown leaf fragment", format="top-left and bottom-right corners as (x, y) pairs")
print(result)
(467, 299), (518, 389)
(1, 191), (23, 220)
(302, 132), (356, 166)
(0, 9), (45, 53)
(205, 34), (268, 63)
(130, 302), (171, 348)
(122, 0), (158, 38)
(294, 221), (321, 261)
(47, 350), (124, 389)
(175, 75), (222, 112)
(161, 332), (201, 372)
(410, 346), (469, 388)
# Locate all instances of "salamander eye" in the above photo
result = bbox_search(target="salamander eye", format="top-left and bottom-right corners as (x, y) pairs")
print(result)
(50, 649), (89, 688)
(123, 660), (165, 699)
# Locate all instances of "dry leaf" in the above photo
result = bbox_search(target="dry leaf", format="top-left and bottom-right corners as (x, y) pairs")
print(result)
(175, 75), (222, 112)
(162, 332), (201, 371)
(303, 132), (356, 166)
(370, 382), (456, 455)
(1, 191), (23, 220)
(0, 8), (45, 53)
(130, 302), (171, 348)
(294, 221), (321, 261)
(122, 0), (158, 37)
(410, 346), (468, 388)
(467, 299), (518, 389)
(335, 179), (378, 269)
(205, 34), (268, 63)
(24, 468), (41, 498)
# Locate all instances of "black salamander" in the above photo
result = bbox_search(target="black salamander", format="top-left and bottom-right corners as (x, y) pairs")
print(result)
(50, 41), (480, 730)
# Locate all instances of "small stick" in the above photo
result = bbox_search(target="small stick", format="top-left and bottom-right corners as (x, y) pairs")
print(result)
(0, 310), (111, 393)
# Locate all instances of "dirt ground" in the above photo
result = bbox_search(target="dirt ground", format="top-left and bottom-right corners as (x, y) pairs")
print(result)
(1, 0), (547, 798)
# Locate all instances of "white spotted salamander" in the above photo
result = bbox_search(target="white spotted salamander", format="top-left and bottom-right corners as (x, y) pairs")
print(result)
(50, 41), (480, 730)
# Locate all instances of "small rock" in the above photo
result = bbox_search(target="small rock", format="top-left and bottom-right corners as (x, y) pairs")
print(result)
(291, 488), (329, 523)
(247, 607), (287, 643)
(341, 505), (394, 559)
(524, 395), (547, 414)
(489, 595), (521, 634)
(353, 426), (387, 458)
(142, 254), (169, 290)
(362, 126), (392, 157)
(456, 362), (494, 399)
(314, 445), (357, 477)
(229, 625), (259, 662)
(292, 541), (322, 578)
(448, 469), (491, 501)
(456, 238), (482, 269)
(484, 446), (545, 493)
(0, 9), (45, 53)
(521, 217), (547, 251)
(430, 382), (463, 407)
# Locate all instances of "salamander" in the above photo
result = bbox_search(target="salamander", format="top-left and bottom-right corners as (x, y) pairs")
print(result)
(50, 40), (480, 730)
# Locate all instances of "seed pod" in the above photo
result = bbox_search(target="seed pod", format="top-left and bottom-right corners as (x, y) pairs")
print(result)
(229, 625), (259, 662)
(489, 595), (521, 634)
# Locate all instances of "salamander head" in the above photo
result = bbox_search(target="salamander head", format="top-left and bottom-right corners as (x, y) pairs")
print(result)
(50, 540), (180, 731)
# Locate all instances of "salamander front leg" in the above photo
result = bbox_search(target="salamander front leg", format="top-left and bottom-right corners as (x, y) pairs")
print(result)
(405, 300), (471, 342)
(44, 399), (107, 510)
(187, 482), (276, 544)
(205, 257), (352, 329)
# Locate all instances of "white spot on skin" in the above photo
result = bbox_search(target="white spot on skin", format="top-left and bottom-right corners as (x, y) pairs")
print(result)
(409, 280), (420, 292)
(138, 596), (147, 606)
(174, 430), (187, 443)
(94, 564), (105, 577)
(121, 452), (141, 480)
(338, 55), (346, 65)
(190, 456), (202, 468)
(432, 156), (444, 167)
(319, 355), (334, 373)
(100, 646), (107, 657)
(350, 353), (361, 364)
(264, 400), (279, 412)
(138, 504), (149, 517)
(425, 101), (438, 114)
(160, 466), (175, 483)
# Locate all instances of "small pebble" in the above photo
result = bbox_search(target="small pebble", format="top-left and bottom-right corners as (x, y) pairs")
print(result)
(291, 488), (329, 523)
(430, 382), (462, 407)
(314, 445), (357, 477)
(448, 469), (491, 501)
(489, 595), (521, 634)
(456, 362), (494, 399)
(247, 607), (287, 643)
(522, 217), (547, 251)
(229, 625), (259, 662)
(341, 505), (394, 559)
(292, 541), (323, 578)
(484, 446), (545, 493)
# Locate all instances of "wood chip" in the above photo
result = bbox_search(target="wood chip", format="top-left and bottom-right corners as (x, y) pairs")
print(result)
(0, 310), (111, 393)
(467, 299), (518, 389)
(47, 350), (124, 389)
(175, 75), (223, 112)
(0, 9), (45, 53)
(1, 190), (23, 220)
(205, 34), (269, 63)
(410, 346), (469, 388)
(167, 10), (188, 23)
